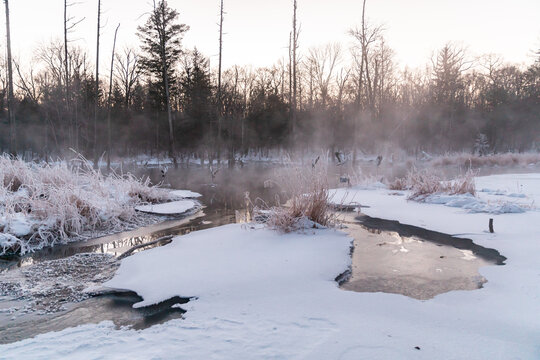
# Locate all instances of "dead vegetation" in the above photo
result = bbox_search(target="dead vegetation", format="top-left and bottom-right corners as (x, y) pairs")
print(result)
(430, 152), (540, 168)
(0, 154), (171, 255)
(259, 163), (334, 233)
(389, 167), (476, 201)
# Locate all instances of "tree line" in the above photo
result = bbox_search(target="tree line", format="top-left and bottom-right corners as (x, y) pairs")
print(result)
(1, 0), (539, 164)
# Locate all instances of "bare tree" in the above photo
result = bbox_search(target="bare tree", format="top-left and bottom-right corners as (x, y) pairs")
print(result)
(370, 37), (395, 118)
(64, 0), (85, 149)
(4, 0), (15, 154)
(14, 61), (42, 104)
(217, 0), (224, 160)
(291, 0), (299, 138)
(106, 24), (120, 170)
(238, 66), (254, 151)
(114, 48), (142, 109)
(349, 3), (383, 112)
(306, 43), (342, 108)
(93, 0), (102, 167)
(331, 67), (350, 155)
(348, 0), (384, 161)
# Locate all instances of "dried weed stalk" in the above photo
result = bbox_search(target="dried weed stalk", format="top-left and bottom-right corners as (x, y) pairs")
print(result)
(389, 167), (476, 201)
(0, 154), (171, 254)
(431, 152), (540, 168)
(263, 164), (334, 232)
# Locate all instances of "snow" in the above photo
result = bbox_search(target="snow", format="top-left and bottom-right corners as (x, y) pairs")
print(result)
(2, 213), (33, 237)
(422, 193), (527, 214)
(0, 233), (20, 253)
(1, 173), (540, 359)
(169, 189), (202, 199)
(420, 173), (538, 214)
(330, 172), (538, 215)
(105, 223), (349, 308)
(135, 200), (198, 215)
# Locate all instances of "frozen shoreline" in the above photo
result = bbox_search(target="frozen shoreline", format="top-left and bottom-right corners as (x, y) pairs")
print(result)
(1, 173), (539, 359)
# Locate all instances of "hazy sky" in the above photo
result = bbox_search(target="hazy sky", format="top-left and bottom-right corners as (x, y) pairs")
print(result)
(5, 0), (540, 72)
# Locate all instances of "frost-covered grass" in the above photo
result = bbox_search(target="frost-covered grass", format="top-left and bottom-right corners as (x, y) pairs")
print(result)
(389, 168), (476, 201)
(429, 152), (540, 168)
(261, 164), (333, 232)
(0, 155), (174, 255)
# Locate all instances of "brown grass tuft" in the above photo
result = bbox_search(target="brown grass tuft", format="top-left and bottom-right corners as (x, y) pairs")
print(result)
(391, 167), (476, 201)
(430, 152), (540, 168)
(264, 164), (333, 232)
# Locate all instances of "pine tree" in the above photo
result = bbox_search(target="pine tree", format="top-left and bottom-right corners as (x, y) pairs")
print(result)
(474, 133), (489, 156)
(137, 0), (188, 163)
(181, 48), (213, 143)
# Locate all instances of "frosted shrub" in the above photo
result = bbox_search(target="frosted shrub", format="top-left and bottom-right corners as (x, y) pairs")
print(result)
(389, 167), (476, 201)
(474, 133), (490, 156)
(0, 155), (171, 255)
(264, 164), (333, 232)
(431, 152), (540, 168)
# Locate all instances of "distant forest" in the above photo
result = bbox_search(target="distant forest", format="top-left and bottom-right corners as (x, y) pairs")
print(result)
(1, 0), (539, 162)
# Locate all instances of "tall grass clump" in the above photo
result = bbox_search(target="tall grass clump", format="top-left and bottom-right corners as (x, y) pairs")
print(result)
(430, 152), (540, 168)
(263, 163), (333, 233)
(0, 154), (172, 255)
(389, 167), (476, 201)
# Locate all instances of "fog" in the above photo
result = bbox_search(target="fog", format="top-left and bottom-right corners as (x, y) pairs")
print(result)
(1, 2), (539, 161)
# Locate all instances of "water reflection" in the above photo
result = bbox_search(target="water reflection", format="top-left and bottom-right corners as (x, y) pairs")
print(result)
(339, 213), (506, 300)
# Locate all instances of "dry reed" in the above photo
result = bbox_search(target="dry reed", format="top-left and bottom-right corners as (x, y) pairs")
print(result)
(389, 167), (476, 201)
(430, 152), (540, 168)
(0, 154), (171, 255)
(263, 163), (333, 232)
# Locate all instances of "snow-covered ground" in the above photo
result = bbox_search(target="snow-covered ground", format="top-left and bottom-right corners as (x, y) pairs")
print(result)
(330, 173), (539, 215)
(1, 173), (539, 359)
(135, 199), (199, 215)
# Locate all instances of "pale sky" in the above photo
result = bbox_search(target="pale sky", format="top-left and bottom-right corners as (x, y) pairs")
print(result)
(5, 0), (540, 73)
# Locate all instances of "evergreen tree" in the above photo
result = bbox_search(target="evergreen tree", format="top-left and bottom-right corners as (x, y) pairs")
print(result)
(179, 49), (213, 145)
(137, 0), (188, 161)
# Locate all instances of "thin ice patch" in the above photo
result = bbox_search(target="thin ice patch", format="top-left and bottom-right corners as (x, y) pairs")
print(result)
(169, 190), (202, 199)
(135, 200), (198, 215)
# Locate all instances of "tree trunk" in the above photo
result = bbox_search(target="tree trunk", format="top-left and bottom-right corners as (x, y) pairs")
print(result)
(157, 2), (176, 168)
(93, 0), (101, 169)
(217, 0), (224, 163)
(292, 0), (297, 142)
(4, 0), (16, 155)
(64, 0), (72, 149)
(107, 24), (120, 171)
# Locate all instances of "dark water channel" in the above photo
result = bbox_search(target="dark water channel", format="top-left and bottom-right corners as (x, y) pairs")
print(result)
(0, 161), (510, 344)
(0, 164), (284, 344)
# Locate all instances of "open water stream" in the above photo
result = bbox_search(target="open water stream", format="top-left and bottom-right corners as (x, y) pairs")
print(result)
(0, 162), (508, 344)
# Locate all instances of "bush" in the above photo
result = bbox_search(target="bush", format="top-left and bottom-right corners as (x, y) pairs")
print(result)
(389, 167), (476, 201)
(263, 164), (333, 233)
(0, 154), (172, 255)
